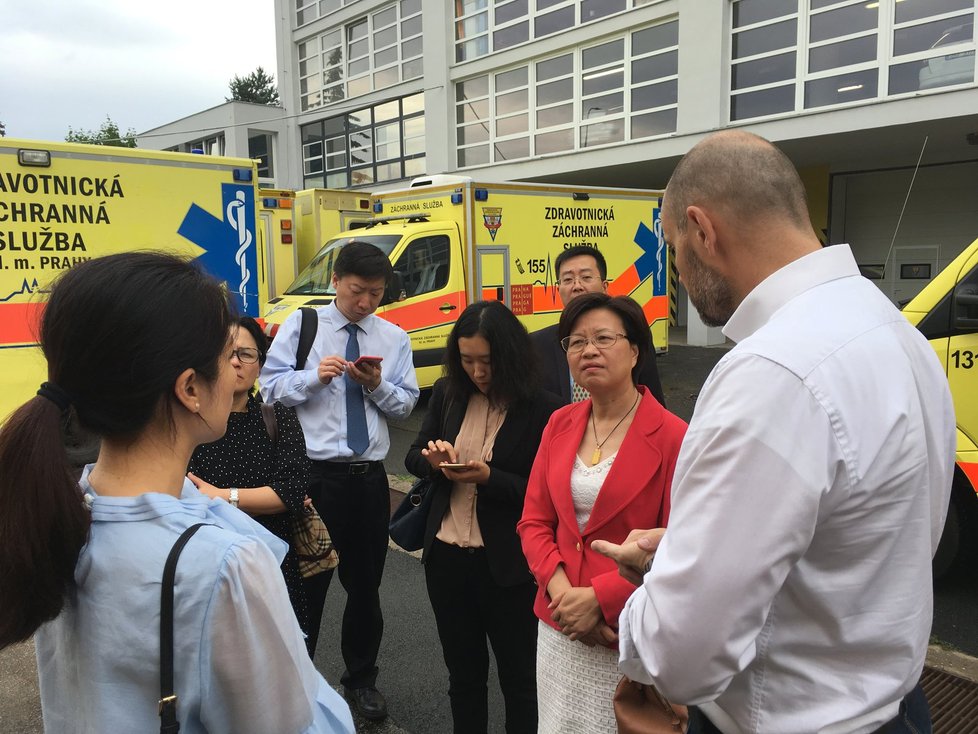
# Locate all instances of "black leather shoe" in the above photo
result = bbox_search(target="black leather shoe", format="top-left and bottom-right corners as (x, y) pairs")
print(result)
(345, 686), (388, 721)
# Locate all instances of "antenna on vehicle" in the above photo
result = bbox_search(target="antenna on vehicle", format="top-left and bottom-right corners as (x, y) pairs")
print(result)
(880, 136), (928, 279)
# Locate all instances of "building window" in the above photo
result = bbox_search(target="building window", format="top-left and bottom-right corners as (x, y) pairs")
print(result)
(295, 0), (358, 27)
(454, 0), (633, 62)
(298, 0), (423, 112)
(455, 19), (678, 166)
(729, 0), (976, 122)
(183, 134), (226, 157)
(248, 132), (275, 179)
(301, 92), (425, 188)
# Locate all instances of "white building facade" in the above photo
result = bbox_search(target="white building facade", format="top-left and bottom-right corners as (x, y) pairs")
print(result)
(145, 0), (978, 306)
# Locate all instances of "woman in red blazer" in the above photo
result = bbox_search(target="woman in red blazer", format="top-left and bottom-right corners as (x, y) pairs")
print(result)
(518, 293), (687, 734)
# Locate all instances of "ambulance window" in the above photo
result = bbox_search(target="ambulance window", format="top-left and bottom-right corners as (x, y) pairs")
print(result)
(395, 236), (451, 297)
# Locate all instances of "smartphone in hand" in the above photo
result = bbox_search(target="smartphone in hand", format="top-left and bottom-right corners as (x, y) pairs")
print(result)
(353, 355), (384, 367)
(439, 462), (470, 469)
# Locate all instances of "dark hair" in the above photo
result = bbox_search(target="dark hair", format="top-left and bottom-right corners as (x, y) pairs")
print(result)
(554, 245), (608, 282)
(237, 316), (269, 366)
(334, 240), (394, 284)
(0, 252), (233, 648)
(443, 300), (537, 407)
(558, 293), (650, 385)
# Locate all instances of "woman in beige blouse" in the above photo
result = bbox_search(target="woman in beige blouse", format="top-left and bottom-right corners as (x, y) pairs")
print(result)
(404, 300), (561, 734)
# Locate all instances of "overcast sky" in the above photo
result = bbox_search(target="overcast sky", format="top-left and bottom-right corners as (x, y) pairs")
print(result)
(0, 0), (278, 143)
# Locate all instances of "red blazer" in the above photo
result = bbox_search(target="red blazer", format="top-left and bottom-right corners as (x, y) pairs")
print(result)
(518, 386), (687, 632)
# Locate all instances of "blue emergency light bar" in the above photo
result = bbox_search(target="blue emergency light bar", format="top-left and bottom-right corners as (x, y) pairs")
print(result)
(373, 201), (383, 213)
(233, 168), (253, 182)
(451, 193), (463, 204)
(474, 189), (488, 201)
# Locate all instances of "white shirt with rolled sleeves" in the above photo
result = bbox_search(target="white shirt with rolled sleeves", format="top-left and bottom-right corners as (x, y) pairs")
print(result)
(618, 244), (956, 734)
(260, 302), (419, 461)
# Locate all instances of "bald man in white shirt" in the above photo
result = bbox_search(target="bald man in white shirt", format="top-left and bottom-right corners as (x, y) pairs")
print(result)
(594, 131), (955, 734)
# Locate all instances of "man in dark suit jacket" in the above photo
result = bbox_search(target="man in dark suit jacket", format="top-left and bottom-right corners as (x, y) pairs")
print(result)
(531, 245), (667, 406)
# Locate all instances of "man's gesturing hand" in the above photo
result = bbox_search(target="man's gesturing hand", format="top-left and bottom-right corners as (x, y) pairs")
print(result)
(591, 528), (666, 586)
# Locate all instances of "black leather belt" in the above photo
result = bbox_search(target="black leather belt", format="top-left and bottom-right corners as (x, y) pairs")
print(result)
(315, 459), (383, 475)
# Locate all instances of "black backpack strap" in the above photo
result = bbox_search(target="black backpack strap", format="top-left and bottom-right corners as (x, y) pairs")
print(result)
(159, 522), (213, 734)
(259, 400), (279, 446)
(294, 307), (318, 370)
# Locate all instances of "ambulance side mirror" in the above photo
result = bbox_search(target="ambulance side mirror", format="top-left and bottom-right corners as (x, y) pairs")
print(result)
(383, 271), (407, 306)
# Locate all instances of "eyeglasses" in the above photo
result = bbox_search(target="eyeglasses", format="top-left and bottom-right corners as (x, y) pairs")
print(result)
(558, 274), (600, 288)
(231, 347), (261, 364)
(560, 332), (628, 353)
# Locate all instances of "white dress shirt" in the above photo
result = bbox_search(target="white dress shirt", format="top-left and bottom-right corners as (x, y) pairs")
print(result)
(260, 302), (419, 461)
(619, 244), (956, 734)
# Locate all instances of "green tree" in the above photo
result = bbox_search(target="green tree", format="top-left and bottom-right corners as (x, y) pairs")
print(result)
(0, 120), (5, 137)
(227, 66), (280, 105)
(65, 116), (137, 147)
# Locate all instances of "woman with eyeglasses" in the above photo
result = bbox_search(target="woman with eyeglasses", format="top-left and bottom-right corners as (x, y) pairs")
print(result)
(518, 293), (688, 733)
(189, 316), (326, 653)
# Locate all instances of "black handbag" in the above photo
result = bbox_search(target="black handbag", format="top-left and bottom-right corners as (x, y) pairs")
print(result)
(388, 476), (435, 551)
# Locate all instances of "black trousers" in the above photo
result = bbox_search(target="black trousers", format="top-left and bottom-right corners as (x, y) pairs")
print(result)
(424, 539), (538, 734)
(301, 567), (334, 657)
(309, 460), (390, 689)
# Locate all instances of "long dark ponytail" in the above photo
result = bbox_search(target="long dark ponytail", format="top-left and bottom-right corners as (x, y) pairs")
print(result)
(0, 252), (233, 648)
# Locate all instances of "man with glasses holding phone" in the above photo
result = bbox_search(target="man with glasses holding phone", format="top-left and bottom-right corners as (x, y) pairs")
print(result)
(530, 245), (666, 407)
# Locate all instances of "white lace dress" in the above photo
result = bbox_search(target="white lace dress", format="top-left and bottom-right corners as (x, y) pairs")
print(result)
(537, 453), (620, 734)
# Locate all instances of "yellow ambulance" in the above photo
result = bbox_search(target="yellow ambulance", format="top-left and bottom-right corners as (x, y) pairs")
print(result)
(902, 236), (978, 577)
(0, 138), (264, 421)
(261, 177), (669, 388)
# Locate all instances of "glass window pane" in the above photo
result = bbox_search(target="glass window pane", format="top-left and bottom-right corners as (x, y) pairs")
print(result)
(537, 78), (573, 105)
(733, 18), (797, 59)
(402, 58), (423, 80)
(456, 0), (488, 16)
(538, 0), (566, 8)
(632, 21), (678, 56)
(894, 17), (973, 57)
(404, 156), (426, 177)
(349, 58), (370, 76)
(322, 30), (342, 50)
(374, 7), (397, 28)
(583, 69), (624, 96)
(375, 100), (399, 122)
(321, 0), (341, 11)
(494, 21), (529, 50)
(457, 123), (491, 145)
(457, 98), (490, 123)
(326, 152), (346, 170)
(631, 108), (677, 139)
(496, 67), (528, 92)
(495, 0), (528, 25)
(581, 0), (625, 23)
(732, 51), (796, 90)
(348, 76), (371, 97)
(302, 121), (324, 146)
(351, 167), (375, 186)
(376, 162), (402, 183)
(404, 128), (425, 156)
(323, 116), (344, 136)
(896, 0), (971, 24)
(375, 26), (398, 49)
(804, 69), (877, 108)
(304, 157), (324, 175)
(496, 113), (528, 136)
(897, 50), (975, 92)
(631, 79), (678, 111)
(535, 6), (575, 38)
(583, 93), (624, 118)
(325, 135), (345, 154)
(373, 67), (400, 89)
(493, 137), (529, 162)
(349, 20), (368, 41)
(535, 129), (574, 155)
(456, 15), (489, 40)
(458, 145), (490, 167)
(402, 37), (423, 58)
(326, 171), (348, 187)
(456, 36), (490, 62)
(809, 35), (877, 73)
(732, 0), (796, 29)
(583, 39), (625, 70)
(401, 0), (421, 16)
(810, 5), (877, 44)
(305, 174), (326, 189)
(730, 84), (794, 120)
(496, 89), (528, 115)
(349, 109), (371, 129)
(349, 38), (369, 59)
(402, 15), (422, 38)
(375, 120), (400, 144)
(374, 47), (398, 67)
(580, 119), (624, 147)
(632, 52), (678, 83)
(537, 103), (573, 128)
(456, 76), (489, 101)
(402, 92), (425, 114)
(537, 54), (573, 82)
(323, 84), (345, 104)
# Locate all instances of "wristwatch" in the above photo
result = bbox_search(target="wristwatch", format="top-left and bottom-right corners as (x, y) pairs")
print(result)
(228, 488), (240, 508)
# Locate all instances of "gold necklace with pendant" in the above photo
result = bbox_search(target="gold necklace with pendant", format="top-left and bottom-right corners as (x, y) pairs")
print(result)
(589, 391), (640, 465)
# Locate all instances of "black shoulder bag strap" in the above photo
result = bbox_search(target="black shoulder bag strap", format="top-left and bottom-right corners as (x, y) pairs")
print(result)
(294, 307), (318, 370)
(259, 401), (279, 446)
(159, 522), (213, 734)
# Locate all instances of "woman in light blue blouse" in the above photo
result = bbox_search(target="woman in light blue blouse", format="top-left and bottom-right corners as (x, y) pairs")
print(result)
(0, 253), (354, 734)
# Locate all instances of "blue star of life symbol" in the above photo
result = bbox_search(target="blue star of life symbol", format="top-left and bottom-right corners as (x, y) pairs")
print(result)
(632, 207), (666, 297)
(177, 183), (258, 316)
